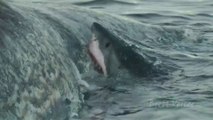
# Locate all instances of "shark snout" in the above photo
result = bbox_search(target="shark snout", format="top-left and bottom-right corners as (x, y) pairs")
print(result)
(87, 23), (122, 77)
(88, 34), (108, 76)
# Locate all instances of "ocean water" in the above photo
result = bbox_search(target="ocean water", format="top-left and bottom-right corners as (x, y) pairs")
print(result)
(5, 0), (213, 120)
(72, 0), (213, 120)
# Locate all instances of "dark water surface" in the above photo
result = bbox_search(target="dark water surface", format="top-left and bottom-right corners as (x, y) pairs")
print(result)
(8, 0), (213, 120)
